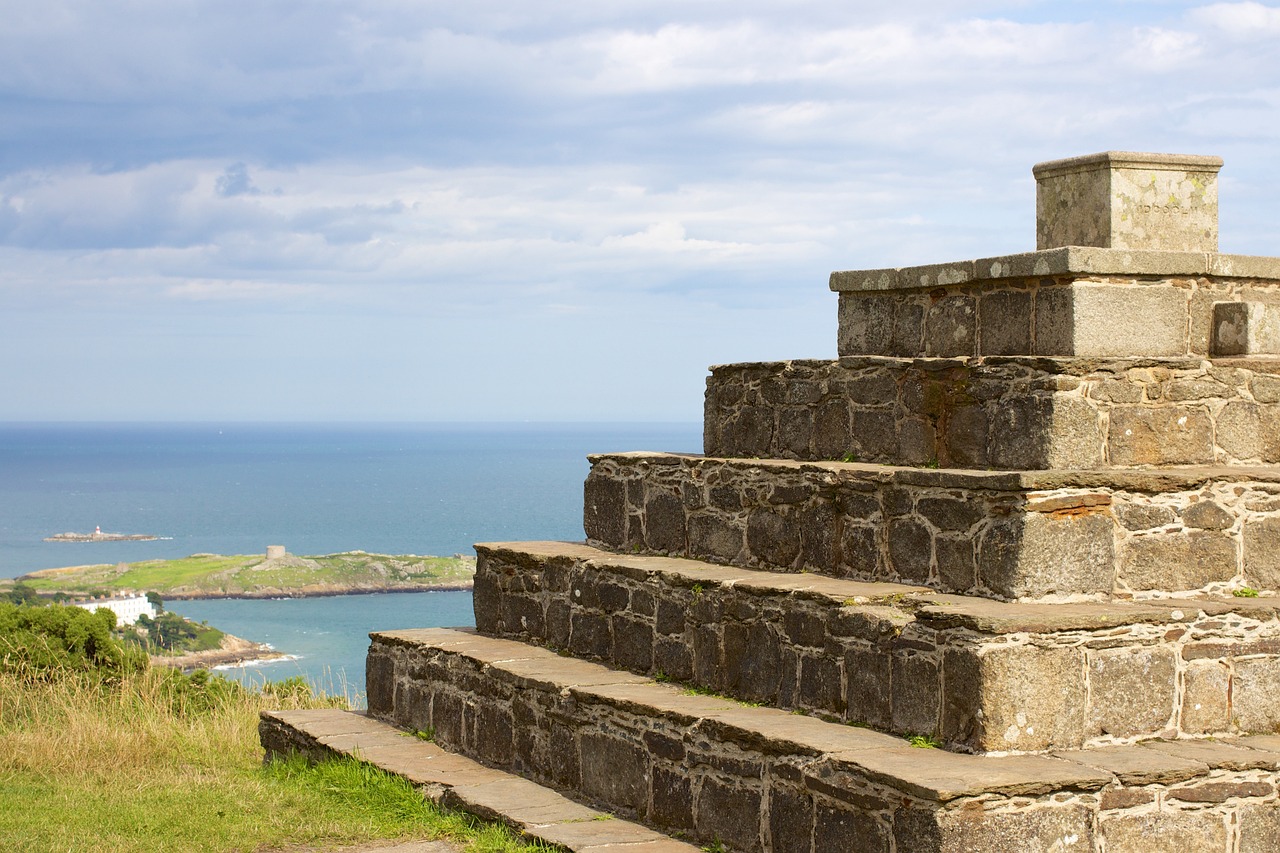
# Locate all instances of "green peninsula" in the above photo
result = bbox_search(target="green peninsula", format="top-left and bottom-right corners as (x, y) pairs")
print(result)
(17, 550), (475, 600)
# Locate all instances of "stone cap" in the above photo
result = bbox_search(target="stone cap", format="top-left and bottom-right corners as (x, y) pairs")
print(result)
(1034, 150), (1222, 252)
(828, 246), (1280, 292)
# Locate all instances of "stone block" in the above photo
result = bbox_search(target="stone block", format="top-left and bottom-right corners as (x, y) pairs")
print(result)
(846, 646), (893, 728)
(814, 803), (890, 853)
(1109, 406), (1213, 465)
(584, 473), (626, 546)
(1233, 657), (1280, 734)
(1099, 810), (1228, 853)
(1245, 517), (1280, 590)
(979, 289), (1033, 355)
(1212, 301), (1280, 355)
(1087, 647), (1177, 738)
(897, 804), (1093, 853)
(694, 777), (762, 852)
(651, 765), (694, 832)
(1033, 151), (1221, 252)
(977, 510), (1115, 599)
(1121, 530), (1237, 592)
(578, 732), (649, 812)
(767, 785), (814, 853)
(891, 653), (939, 736)
(644, 491), (687, 553)
(925, 295), (976, 357)
(1240, 803), (1280, 851)
(942, 644), (1086, 752)
(1181, 659), (1230, 734)
(1219, 401), (1280, 463)
(1038, 283), (1190, 358)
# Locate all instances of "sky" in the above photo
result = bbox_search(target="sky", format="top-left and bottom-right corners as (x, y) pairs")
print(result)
(2, 1), (1279, 422)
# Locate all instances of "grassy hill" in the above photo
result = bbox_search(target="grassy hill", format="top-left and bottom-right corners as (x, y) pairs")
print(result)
(17, 551), (475, 599)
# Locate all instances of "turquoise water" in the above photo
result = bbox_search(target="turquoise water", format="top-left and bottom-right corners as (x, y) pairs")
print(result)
(0, 422), (701, 695)
(167, 590), (476, 703)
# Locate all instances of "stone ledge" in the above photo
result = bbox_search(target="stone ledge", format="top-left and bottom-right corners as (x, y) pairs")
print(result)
(475, 541), (1280, 753)
(584, 452), (1280, 599)
(706, 357), (1280, 470)
(829, 247), (1280, 293)
(366, 628), (1280, 853)
(259, 708), (700, 852)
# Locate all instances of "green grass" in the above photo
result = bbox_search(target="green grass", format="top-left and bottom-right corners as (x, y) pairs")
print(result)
(20, 551), (476, 598)
(0, 666), (547, 852)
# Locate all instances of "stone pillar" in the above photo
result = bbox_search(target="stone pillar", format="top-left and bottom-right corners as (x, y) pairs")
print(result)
(1033, 150), (1222, 251)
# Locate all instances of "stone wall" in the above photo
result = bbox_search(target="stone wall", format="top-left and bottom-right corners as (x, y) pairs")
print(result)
(475, 544), (1280, 754)
(705, 357), (1280, 470)
(366, 630), (1280, 853)
(584, 453), (1280, 600)
(835, 274), (1280, 359)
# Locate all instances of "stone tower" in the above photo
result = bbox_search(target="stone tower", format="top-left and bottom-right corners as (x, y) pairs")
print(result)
(265, 152), (1280, 852)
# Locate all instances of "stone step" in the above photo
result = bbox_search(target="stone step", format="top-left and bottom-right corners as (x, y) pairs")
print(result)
(475, 541), (1280, 754)
(366, 627), (1280, 853)
(704, 356), (1280, 470)
(584, 451), (1280, 600)
(259, 708), (700, 852)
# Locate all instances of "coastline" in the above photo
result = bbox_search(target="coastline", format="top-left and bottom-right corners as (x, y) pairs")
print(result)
(150, 632), (287, 672)
(157, 580), (474, 601)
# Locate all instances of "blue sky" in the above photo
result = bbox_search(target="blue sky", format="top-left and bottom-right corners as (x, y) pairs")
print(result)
(2, 1), (1279, 421)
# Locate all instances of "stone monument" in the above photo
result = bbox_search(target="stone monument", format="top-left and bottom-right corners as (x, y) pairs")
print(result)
(265, 152), (1280, 852)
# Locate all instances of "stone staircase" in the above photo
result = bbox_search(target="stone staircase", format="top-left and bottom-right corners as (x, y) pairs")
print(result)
(264, 151), (1280, 851)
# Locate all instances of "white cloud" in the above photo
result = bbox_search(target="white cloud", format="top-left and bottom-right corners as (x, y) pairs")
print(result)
(1188, 2), (1280, 38)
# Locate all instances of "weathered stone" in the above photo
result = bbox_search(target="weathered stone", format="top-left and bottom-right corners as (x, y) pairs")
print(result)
(978, 510), (1115, 599)
(926, 295), (977, 357)
(585, 473), (627, 546)
(688, 514), (742, 563)
(1181, 659), (1230, 734)
(746, 507), (801, 568)
(897, 804), (1093, 853)
(1180, 500), (1233, 530)
(1120, 530), (1237, 592)
(813, 803), (889, 853)
(1218, 401), (1280, 462)
(1109, 407), (1213, 465)
(891, 653), (939, 736)
(644, 490), (687, 553)
(942, 644), (1086, 752)
(1099, 810), (1228, 853)
(1034, 151), (1221, 252)
(766, 785), (814, 853)
(578, 733), (649, 811)
(887, 518), (932, 584)
(1087, 647), (1176, 738)
(1233, 657), (1280, 734)
(1240, 802), (1280, 851)
(846, 646), (893, 728)
(694, 777), (762, 852)
(1113, 501), (1177, 531)
(1244, 517), (1280, 590)
(979, 289), (1033, 355)
(934, 536), (976, 592)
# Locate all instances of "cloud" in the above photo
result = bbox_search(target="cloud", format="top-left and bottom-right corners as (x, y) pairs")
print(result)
(3, 1), (1280, 419)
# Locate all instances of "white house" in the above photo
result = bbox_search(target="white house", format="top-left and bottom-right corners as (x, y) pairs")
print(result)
(72, 593), (157, 626)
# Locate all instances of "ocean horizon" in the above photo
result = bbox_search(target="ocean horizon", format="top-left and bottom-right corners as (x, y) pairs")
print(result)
(1, 421), (702, 696)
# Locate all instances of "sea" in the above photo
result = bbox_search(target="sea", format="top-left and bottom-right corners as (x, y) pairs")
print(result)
(0, 422), (701, 701)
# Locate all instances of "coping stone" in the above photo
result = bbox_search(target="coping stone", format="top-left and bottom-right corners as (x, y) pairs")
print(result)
(260, 708), (703, 853)
(828, 247), (1280, 293)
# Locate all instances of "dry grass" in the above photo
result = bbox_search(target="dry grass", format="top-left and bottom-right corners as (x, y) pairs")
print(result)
(0, 668), (544, 852)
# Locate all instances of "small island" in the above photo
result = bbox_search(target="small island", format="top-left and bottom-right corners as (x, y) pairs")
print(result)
(18, 547), (476, 600)
(45, 526), (160, 542)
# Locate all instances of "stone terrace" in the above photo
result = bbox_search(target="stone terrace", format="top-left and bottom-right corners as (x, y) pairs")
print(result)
(266, 151), (1280, 852)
